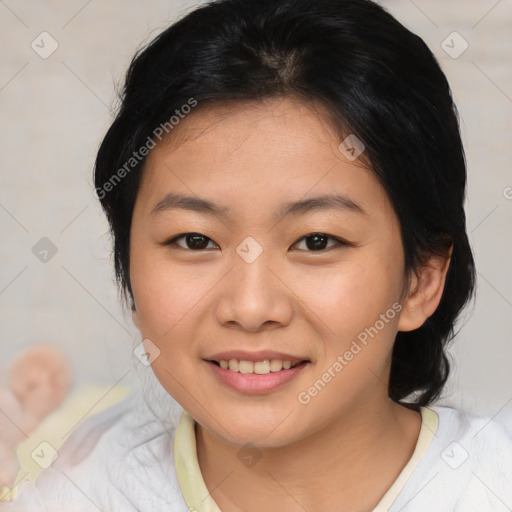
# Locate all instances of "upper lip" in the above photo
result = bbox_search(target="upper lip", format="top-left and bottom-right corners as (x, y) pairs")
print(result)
(205, 350), (309, 365)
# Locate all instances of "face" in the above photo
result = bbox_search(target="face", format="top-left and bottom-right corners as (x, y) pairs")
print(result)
(130, 98), (409, 448)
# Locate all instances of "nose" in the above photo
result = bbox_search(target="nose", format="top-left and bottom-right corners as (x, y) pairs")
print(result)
(215, 249), (293, 333)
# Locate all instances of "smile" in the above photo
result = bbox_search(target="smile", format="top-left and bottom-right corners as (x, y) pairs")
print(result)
(207, 359), (309, 394)
(211, 359), (302, 374)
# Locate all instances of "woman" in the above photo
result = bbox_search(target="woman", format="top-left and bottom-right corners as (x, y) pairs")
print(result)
(3, 0), (511, 510)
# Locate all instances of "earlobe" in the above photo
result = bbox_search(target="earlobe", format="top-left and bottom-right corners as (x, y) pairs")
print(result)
(397, 247), (452, 332)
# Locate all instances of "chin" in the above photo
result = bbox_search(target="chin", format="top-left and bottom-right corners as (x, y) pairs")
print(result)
(200, 408), (304, 449)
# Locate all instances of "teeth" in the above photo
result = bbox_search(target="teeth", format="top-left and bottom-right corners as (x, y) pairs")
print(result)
(239, 360), (254, 374)
(217, 359), (298, 373)
(270, 359), (284, 372)
(254, 360), (270, 374)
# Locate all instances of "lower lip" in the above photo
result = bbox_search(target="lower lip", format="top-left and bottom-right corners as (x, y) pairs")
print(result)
(206, 360), (308, 394)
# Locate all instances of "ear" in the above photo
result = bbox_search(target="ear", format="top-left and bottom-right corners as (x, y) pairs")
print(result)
(398, 246), (452, 332)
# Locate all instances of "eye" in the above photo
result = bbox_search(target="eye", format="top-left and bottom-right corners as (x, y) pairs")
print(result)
(292, 233), (348, 252)
(165, 232), (218, 251)
(164, 232), (349, 252)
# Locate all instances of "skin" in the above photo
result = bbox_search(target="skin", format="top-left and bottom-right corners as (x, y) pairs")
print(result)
(130, 97), (451, 512)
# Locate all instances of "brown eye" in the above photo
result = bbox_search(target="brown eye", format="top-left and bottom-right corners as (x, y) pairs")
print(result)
(164, 232), (348, 252)
(292, 233), (347, 252)
(166, 233), (218, 250)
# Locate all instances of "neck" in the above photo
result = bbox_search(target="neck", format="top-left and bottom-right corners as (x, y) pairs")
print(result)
(195, 393), (422, 512)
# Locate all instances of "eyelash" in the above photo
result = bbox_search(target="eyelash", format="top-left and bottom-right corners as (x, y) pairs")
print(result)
(163, 232), (350, 253)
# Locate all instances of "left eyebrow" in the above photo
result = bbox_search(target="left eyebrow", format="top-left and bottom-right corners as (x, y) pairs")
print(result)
(150, 192), (368, 219)
(275, 193), (367, 219)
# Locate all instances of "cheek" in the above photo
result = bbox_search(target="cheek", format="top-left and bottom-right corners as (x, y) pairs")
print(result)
(130, 245), (218, 337)
(130, 248), (214, 406)
(291, 257), (403, 338)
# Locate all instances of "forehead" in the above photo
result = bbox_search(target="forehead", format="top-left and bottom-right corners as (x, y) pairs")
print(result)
(136, 97), (392, 222)
(152, 98), (344, 159)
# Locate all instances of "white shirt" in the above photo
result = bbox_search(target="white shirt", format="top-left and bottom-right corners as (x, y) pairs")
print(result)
(1, 389), (511, 512)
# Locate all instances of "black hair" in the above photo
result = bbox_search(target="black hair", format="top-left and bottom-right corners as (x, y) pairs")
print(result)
(94, 0), (476, 406)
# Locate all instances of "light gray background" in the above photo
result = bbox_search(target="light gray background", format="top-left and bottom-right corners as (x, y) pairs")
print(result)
(0, 0), (511, 419)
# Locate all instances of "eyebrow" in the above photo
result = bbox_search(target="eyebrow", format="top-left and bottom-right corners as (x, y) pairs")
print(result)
(150, 192), (367, 220)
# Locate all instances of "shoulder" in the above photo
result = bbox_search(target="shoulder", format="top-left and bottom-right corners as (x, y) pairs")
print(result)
(435, 405), (512, 511)
(391, 404), (512, 512)
(431, 404), (512, 461)
(1, 390), (189, 512)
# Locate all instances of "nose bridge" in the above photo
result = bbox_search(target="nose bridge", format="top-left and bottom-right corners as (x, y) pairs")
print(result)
(216, 237), (292, 330)
(233, 238), (278, 301)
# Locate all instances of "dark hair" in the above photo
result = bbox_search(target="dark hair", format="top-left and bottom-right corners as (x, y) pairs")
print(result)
(94, 0), (476, 406)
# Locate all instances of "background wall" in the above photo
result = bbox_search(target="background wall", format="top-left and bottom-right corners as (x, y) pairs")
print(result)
(0, 0), (511, 420)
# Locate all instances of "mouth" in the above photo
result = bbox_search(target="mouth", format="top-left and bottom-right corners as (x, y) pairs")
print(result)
(209, 358), (307, 374)
(205, 356), (310, 394)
